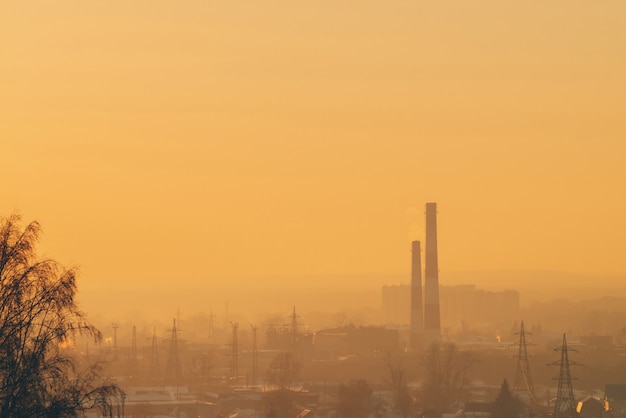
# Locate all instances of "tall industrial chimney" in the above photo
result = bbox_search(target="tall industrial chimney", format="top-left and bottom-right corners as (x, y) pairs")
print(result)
(410, 240), (424, 350)
(424, 202), (441, 343)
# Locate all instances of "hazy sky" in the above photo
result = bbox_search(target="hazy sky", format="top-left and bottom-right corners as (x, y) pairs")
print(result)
(1, 1), (625, 291)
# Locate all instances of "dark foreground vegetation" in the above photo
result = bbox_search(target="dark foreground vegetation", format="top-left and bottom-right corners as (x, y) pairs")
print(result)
(0, 215), (122, 417)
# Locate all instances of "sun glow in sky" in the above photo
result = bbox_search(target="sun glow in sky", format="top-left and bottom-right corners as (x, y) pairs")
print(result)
(1, 1), (625, 291)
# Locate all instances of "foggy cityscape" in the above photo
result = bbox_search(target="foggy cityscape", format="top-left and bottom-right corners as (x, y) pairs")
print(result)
(2, 1), (626, 418)
(3, 204), (626, 418)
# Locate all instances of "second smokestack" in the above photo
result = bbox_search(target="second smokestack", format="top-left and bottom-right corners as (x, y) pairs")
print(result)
(424, 202), (441, 343)
(410, 240), (423, 350)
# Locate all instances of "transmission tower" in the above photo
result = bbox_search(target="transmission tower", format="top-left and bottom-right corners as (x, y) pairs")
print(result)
(290, 306), (298, 335)
(164, 318), (184, 387)
(208, 308), (215, 344)
(513, 321), (536, 401)
(231, 322), (239, 381)
(150, 326), (160, 379)
(111, 322), (119, 351)
(130, 325), (138, 377)
(251, 324), (258, 387)
(289, 306), (301, 354)
(110, 322), (119, 360)
(550, 334), (580, 418)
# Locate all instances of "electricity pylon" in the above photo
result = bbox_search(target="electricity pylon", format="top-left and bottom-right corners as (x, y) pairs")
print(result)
(164, 318), (183, 387)
(550, 334), (580, 418)
(513, 321), (536, 401)
(150, 326), (160, 379)
(231, 322), (239, 381)
(251, 324), (258, 387)
(130, 325), (138, 377)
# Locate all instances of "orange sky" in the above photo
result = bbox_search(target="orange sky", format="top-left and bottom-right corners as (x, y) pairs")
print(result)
(1, 1), (625, 291)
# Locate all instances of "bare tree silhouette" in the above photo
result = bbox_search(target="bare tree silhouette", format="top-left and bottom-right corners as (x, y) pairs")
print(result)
(337, 379), (372, 418)
(267, 352), (300, 390)
(383, 352), (413, 418)
(420, 341), (473, 418)
(0, 214), (123, 417)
